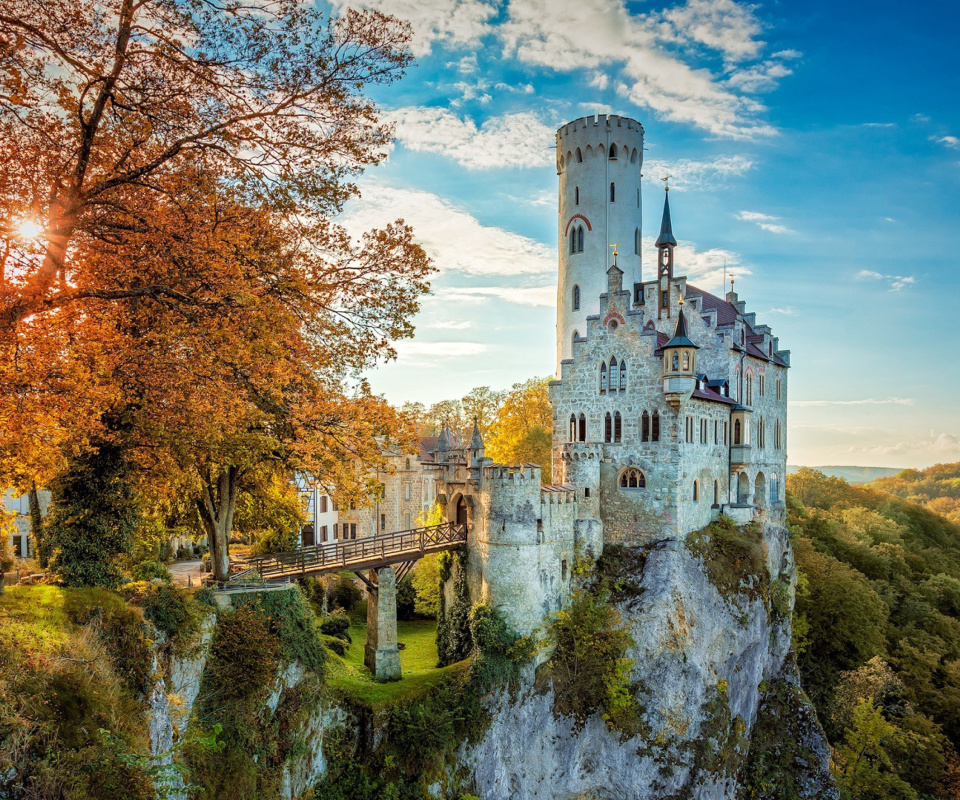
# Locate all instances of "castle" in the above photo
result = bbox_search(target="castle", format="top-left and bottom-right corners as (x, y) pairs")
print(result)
(430, 114), (789, 637)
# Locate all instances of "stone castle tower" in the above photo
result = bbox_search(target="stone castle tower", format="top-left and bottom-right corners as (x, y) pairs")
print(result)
(556, 116), (645, 368)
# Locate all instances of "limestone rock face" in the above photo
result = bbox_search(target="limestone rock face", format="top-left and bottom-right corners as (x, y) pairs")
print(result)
(458, 523), (838, 800)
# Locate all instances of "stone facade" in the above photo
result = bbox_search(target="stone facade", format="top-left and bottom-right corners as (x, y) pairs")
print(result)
(337, 438), (438, 540)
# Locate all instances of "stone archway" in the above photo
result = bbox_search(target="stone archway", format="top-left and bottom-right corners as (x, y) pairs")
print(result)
(737, 471), (750, 504)
(754, 472), (767, 509)
(455, 494), (469, 534)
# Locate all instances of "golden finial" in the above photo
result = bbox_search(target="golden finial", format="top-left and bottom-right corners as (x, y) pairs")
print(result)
(610, 242), (619, 266)
(662, 175), (671, 192)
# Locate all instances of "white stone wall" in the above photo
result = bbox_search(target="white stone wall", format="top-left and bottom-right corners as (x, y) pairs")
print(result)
(549, 264), (789, 542)
(556, 115), (645, 367)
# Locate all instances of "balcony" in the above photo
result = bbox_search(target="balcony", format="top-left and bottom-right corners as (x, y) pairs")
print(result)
(730, 443), (752, 467)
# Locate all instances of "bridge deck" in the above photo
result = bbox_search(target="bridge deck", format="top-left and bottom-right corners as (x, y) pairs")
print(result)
(251, 522), (466, 581)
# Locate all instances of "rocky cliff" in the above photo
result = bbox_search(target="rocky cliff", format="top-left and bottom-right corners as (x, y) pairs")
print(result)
(454, 521), (838, 800)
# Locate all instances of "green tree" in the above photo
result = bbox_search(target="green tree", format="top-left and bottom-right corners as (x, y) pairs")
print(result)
(46, 435), (140, 588)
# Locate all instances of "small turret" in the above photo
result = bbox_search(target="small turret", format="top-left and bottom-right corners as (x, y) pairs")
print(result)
(469, 419), (485, 467)
(662, 301), (698, 408)
(436, 424), (451, 463)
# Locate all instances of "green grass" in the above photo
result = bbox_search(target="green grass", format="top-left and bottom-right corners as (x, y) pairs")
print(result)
(324, 605), (469, 709)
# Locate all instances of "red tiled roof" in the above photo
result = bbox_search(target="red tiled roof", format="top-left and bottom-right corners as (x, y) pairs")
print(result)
(685, 285), (738, 326)
(419, 436), (438, 462)
(692, 387), (738, 406)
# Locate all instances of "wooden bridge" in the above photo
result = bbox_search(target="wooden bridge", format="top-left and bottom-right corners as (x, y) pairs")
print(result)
(249, 522), (467, 582)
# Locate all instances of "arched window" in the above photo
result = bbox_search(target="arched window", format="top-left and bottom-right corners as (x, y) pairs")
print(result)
(404, 513), (411, 530)
(652, 411), (661, 442)
(693, 480), (700, 501)
(609, 143), (617, 159)
(405, 458), (411, 470)
(614, 411), (622, 442)
(619, 360), (627, 390)
(619, 468), (646, 489)
(734, 419), (742, 445)
(572, 330), (579, 347)
(776, 378), (782, 401)
(634, 227), (640, 255)
(575, 186), (579, 205)
(578, 413), (586, 442)
(714, 479), (720, 505)
(746, 374), (754, 405)
(600, 362), (607, 393)
(576, 147), (583, 162)
(775, 419), (782, 449)
(573, 284), (581, 310)
(682, 351), (690, 370)
(604, 412), (612, 443)
(609, 358), (619, 392)
(610, 182), (616, 203)
(570, 228), (576, 254)
(770, 474), (780, 504)
(641, 411), (650, 442)
(672, 352), (679, 371)
(577, 226), (584, 253)
(569, 414), (577, 442)
(631, 148), (639, 164)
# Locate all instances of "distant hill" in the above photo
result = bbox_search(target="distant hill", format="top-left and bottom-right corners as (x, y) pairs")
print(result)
(868, 461), (960, 525)
(787, 465), (903, 485)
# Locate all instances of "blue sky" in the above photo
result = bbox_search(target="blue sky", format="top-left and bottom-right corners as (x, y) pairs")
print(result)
(328, 0), (960, 468)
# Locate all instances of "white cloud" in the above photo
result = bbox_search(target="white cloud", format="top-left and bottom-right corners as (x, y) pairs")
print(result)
(327, 0), (499, 57)
(431, 320), (473, 329)
(499, 0), (778, 138)
(655, 234), (750, 290)
(765, 306), (797, 315)
(931, 135), (960, 150)
(340, 185), (554, 276)
(394, 341), (487, 357)
(439, 284), (557, 306)
(386, 107), (554, 169)
(736, 210), (794, 234)
(852, 432), (960, 461)
(771, 49), (802, 59)
(855, 269), (916, 292)
(644, 154), (755, 189)
(790, 397), (915, 408)
(725, 60), (793, 93)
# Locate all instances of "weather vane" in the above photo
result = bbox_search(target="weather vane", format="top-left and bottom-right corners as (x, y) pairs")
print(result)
(662, 175), (671, 192)
(610, 242), (619, 267)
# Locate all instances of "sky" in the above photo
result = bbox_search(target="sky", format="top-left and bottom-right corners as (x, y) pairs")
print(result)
(326, 0), (960, 469)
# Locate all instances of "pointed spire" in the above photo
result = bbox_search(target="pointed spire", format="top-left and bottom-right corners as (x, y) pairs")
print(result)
(470, 418), (484, 450)
(437, 424), (451, 452)
(655, 187), (677, 248)
(663, 301), (698, 349)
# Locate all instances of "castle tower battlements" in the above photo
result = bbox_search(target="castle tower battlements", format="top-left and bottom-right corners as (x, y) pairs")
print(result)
(557, 115), (645, 369)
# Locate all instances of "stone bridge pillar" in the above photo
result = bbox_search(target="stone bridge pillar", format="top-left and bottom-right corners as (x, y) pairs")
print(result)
(364, 566), (401, 681)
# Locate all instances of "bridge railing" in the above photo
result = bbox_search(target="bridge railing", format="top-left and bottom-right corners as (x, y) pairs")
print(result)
(250, 521), (466, 580)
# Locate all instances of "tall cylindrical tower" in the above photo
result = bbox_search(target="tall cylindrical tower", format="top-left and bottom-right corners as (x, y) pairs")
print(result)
(556, 115), (644, 369)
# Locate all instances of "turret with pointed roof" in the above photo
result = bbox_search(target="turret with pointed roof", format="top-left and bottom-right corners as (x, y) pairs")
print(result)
(655, 187), (677, 248)
(663, 302), (698, 350)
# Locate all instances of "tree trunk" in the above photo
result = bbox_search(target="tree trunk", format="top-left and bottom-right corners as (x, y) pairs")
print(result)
(196, 466), (239, 582)
(28, 484), (48, 567)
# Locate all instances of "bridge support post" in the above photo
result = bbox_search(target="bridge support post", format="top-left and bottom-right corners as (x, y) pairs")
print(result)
(364, 566), (402, 681)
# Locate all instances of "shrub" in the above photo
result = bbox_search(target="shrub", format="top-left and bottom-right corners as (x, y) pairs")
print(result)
(548, 586), (642, 737)
(437, 550), (472, 666)
(64, 588), (153, 695)
(232, 586), (325, 675)
(322, 635), (347, 657)
(130, 559), (172, 583)
(469, 603), (535, 687)
(319, 611), (351, 641)
(397, 576), (417, 620)
(687, 517), (769, 599)
(205, 604), (280, 703)
(329, 575), (362, 612)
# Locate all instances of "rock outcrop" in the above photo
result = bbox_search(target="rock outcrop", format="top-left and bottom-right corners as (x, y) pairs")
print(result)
(456, 523), (838, 800)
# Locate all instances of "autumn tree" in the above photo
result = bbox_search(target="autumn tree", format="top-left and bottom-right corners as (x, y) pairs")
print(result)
(0, 0), (432, 580)
(485, 377), (553, 482)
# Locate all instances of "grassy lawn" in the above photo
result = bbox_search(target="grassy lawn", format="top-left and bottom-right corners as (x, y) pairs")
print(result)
(324, 602), (469, 709)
